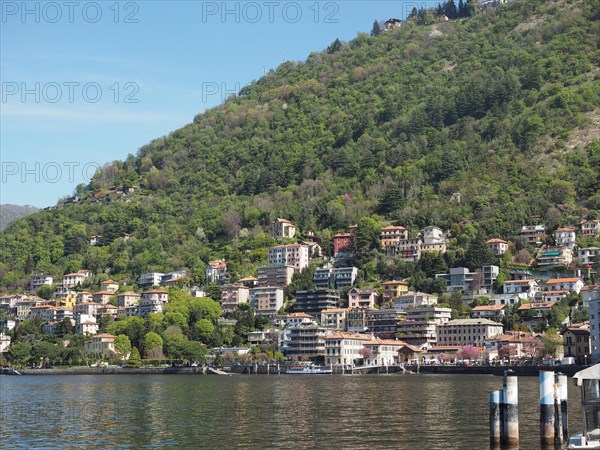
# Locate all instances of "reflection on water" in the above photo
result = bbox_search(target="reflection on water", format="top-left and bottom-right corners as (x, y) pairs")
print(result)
(0, 374), (582, 449)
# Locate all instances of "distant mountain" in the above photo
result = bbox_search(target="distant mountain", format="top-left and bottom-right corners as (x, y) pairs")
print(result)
(0, 0), (598, 291)
(0, 204), (39, 230)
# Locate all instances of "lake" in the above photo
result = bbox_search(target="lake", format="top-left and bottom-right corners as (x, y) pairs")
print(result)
(0, 373), (583, 449)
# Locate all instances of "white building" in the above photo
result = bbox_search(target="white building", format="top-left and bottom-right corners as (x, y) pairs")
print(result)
(117, 292), (141, 308)
(380, 225), (408, 248)
(470, 304), (506, 320)
(76, 314), (99, 335)
(272, 312), (316, 328)
(581, 219), (600, 238)
(63, 271), (89, 288)
(578, 247), (600, 266)
(205, 261), (228, 284)
(502, 279), (539, 299)
(555, 227), (577, 250)
(395, 306), (452, 349)
(29, 273), (53, 292)
(138, 272), (164, 287)
(324, 331), (371, 366)
(320, 308), (348, 330)
(348, 287), (379, 308)
(437, 318), (504, 346)
(393, 292), (438, 312)
(589, 289), (600, 363)
(221, 284), (250, 313)
(544, 277), (584, 294)
(268, 244), (310, 271)
(486, 238), (508, 256)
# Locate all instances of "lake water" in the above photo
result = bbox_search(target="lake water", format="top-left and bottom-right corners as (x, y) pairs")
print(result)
(0, 373), (583, 449)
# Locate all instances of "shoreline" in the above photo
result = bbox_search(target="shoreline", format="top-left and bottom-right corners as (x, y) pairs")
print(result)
(1, 364), (587, 376)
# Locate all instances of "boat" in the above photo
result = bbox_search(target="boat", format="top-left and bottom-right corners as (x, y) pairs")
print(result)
(286, 363), (333, 374)
(567, 364), (600, 449)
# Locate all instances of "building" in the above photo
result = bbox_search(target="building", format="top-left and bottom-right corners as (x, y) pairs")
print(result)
(161, 271), (186, 285)
(590, 294), (600, 363)
(76, 291), (93, 304)
(555, 227), (577, 250)
(393, 292), (438, 312)
(117, 292), (141, 308)
(366, 308), (405, 336)
(486, 238), (509, 256)
(272, 312), (316, 328)
(333, 233), (353, 258)
(293, 289), (340, 315)
(383, 18), (402, 30)
(470, 305), (506, 321)
(581, 219), (600, 238)
(272, 218), (296, 239)
(73, 302), (100, 317)
(257, 264), (295, 288)
(544, 277), (584, 294)
(521, 225), (546, 246)
(138, 272), (164, 287)
(363, 339), (411, 366)
(395, 306), (452, 349)
(205, 261), (228, 284)
(348, 287), (379, 308)
(137, 290), (169, 317)
(578, 247), (600, 266)
(0, 333), (11, 353)
(282, 322), (327, 360)
(484, 331), (542, 360)
(502, 279), (539, 299)
(582, 285), (600, 309)
(324, 331), (371, 366)
(381, 280), (410, 303)
(268, 244), (310, 271)
(16, 297), (45, 321)
(313, 267), (358, 290)
(221, 284), (250, 313)
(536, 246), (573, 268)
(536, 290), (570, 303)
(562, 324), (591, 365)
(237, 276), (259, 288)
(421, 226), (446, 244)
(380, 226), (408, 248)
(247, 328), (282, 348)
(435, 266), (499, 293)
(347, 307), (370, 333)
(162, 276), (185, 288)
(100, 280), (119, 293)
(76, 314), (99, 335)
(517, 302), (555, 319)
(92, 291), (114, 305)
(84, 333), (116, 359)
(29, 273), (53, 292)
(62, 271), (90, 288)
(302, 241), (322, 258)
(249, 287), (284, 317)
(320, 308), (348, 330)
(394, 238), (422, 262)
(437, 319), (504, 346)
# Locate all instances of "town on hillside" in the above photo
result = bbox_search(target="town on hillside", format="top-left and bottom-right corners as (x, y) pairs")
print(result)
(1, 217), (599, 369)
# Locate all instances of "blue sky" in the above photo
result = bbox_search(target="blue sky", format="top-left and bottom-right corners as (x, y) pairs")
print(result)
(1, 1), (434, 207)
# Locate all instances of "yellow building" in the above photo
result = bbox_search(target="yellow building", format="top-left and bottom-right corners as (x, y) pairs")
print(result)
(381, 280), (410, 303)
(55, 293), (77, 308)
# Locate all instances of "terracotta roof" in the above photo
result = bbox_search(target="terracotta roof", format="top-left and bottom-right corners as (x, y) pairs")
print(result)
(325, 331), (371, 340)
(546, 277), (581, 284)
(472, 305), (506, 311)
(273, 218), (293, 224)
(118, 291), (140, 296)
(64, 273), (84, 277)
(518, 303), (554, 311)
(208, 260), (227, 269)
(504, 279), (536, 284)
(92, 333), (115, 339)
(556, 227), (576, 232)
(541, 290), (570, 295)
(284, 313), (314, 318)
(101, 280), (118, 284)
(486, 238), (508, 244)
(382, 280), (409, 286)
(333, 233), (353, 238)
(143, 290), (168, 294)
(164, 276), (185, 283)
(321, 308), (348, 313)
(93, 291), (114, 296)
(382, 225), (407, 230)
(238, 277), (258, 281)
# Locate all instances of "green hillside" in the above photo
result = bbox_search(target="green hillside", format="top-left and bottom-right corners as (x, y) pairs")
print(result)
(1, 0), (599, 291)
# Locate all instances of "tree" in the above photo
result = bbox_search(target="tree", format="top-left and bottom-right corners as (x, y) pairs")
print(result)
(36, 285), (54, 300)
(371, 20), (382, 37)
(498, 345), (517, 362)
(143, 332), (163, 358)
(31, 341), (59, 368)
(114, 334), (132, 360)
(8, 342), (32, 366)
(458, 345), (479, 361)
(541, 329), (562, 358)
(127, 347), (142, 367)
(195, 319), (215, 342)
(359, 347), (372, 362)
(328, 38), (342, 54)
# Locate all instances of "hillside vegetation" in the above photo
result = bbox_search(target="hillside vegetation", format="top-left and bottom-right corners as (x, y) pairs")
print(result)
(1, 0), (599, 291)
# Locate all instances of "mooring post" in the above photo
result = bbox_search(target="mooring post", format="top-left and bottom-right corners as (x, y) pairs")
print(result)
(554, 374), (564, 447)
(267, 363), (270, 375)
(540, 370), (555, 447)
(489, 390), (502, 448)
(558, 373), (568, 439)
(277, 363), (280, 375)
(502, 370), (519, 448)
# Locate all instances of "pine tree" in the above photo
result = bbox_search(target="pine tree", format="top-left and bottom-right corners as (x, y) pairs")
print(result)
(127, 347), (142, 367)
(458, 0), (466, 17)
(371, 20), (382, 36)
(445, 0), (457, 19)
(327, 38), (342, 54)
(408, 7), (418, 19)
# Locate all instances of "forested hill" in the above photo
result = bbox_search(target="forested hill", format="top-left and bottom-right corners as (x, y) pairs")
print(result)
(1, 0), (599, 291)
(0, 205), (39, 231)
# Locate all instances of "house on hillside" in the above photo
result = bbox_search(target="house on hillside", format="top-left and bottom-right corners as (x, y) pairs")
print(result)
(380, 226), (408, 248)
(581, 219), (600, 237)
(271, 218), (296, 239)
(486, 238), (508, 256)
(555, 227), (577, 250)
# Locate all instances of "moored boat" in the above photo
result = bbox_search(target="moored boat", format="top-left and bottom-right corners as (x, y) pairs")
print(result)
(286, 363), (332, 374)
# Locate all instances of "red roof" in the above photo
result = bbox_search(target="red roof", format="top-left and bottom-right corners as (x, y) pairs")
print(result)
(486, 238), (507, 244)
(546, 277), (581, 284)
